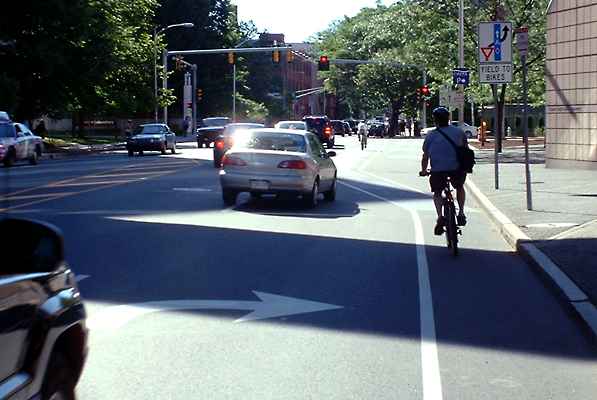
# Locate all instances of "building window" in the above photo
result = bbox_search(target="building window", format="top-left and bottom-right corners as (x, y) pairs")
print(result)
(528, 116), (535, 130)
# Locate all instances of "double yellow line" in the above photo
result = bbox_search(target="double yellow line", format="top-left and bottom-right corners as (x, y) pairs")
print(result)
(0, 160), (199, 212)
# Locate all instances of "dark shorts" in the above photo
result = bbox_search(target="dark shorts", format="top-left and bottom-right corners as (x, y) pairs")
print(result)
(429, 170), (467, 193)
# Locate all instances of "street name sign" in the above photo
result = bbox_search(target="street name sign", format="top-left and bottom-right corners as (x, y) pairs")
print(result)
(478, 21), (513, 83)
(453, 68), (470, 86)
(516, 27), (529, 57)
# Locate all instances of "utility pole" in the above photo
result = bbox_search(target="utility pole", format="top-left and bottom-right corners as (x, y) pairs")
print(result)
(517, 26), (532, 210)
(162, 48), (168, 124)
(192, 64), (197, 136)
(458, 0), (465, 125)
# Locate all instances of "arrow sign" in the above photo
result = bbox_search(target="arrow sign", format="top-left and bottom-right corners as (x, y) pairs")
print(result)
(87, 291), (343, 332)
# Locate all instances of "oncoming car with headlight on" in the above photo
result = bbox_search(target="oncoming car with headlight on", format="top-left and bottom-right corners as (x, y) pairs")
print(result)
(219, 128), (337, 208)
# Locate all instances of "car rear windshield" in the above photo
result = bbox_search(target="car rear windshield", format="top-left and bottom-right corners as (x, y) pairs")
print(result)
(224, 124), (263, 136)
(304, 118), (325, 130)
(203, 118), (229, 127)
(0, 124), (15, 138)
(278, 122), (305, 130)
(234, 131), (306, 153)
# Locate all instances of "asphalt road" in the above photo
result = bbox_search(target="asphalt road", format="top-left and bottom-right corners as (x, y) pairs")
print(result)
(3, 136), (596, 399)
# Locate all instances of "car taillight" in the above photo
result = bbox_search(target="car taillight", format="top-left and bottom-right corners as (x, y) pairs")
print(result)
(222, 155), (246, 167)
(324, 126), (332, 137)
(216, 140), (225, 150)
(278, 160), (307, 169)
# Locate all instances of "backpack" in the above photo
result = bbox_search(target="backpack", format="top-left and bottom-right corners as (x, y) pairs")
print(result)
(436, 128), (475, 173)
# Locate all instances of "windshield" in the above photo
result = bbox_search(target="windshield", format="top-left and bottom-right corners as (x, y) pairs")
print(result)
(0, 124), (14, 138)
(203, 118), (230, 127)
(277, 122), (306, 130)
(223, 124), (264, 136)
(139, 125), (165, 134)
(234, 131), (306, 152)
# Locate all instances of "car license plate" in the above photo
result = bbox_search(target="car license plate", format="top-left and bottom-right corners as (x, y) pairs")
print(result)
(250, 180), (270, 190)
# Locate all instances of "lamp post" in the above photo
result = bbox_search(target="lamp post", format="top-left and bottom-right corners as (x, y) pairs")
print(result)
(153, 23), (194, 123)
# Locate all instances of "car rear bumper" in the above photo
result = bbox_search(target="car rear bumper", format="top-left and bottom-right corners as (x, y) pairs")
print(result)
(220, 170), (312, 194)
(126, 142), (165, 151)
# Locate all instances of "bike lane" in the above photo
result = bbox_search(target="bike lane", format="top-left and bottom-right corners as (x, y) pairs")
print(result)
(350, 138), (597, 400)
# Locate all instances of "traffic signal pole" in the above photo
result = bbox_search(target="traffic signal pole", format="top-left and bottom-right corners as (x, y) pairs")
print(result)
(458, 0), (465, 126)
(162, 48), (168, 124)
(192, 64), (197, 135)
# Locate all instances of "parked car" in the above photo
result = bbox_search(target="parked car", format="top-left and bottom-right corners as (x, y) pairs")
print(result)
(451, 121), (479, 138)
(330, 120), (349, 137)
(344, 119), (358, 135)
(274, 121), (306, 130)
(197, 117), (230, 148)
(0, 119), (44, 167)
(213, 123), (264, 168)
(219, 128), (337, 207)
(0, 218), (88, 400)
(126, 123), (176, 156)
(342, 121), (353, 136)
(302, 115), (335, 149)
(367, 120), (385, 137)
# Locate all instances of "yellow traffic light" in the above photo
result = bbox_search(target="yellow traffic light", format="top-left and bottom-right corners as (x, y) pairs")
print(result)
(228, 52), (235, 65)
(286, 51), (294, 63)
(197, 88), (203, 101)
(272, 49), (280, 64)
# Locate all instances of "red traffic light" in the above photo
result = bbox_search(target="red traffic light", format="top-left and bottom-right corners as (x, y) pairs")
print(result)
(421, 85), (430, 96)
(318, 55), (330, 71)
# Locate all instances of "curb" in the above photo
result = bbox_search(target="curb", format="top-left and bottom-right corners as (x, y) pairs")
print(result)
(465, 178), (597, 341)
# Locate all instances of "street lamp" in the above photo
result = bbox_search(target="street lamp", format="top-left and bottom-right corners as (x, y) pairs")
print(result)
(232, 36), (256, 122)
(153, 23), (194, 123)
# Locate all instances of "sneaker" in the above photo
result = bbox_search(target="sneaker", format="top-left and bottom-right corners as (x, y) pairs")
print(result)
(434, 217), (446, 236)
(457, 214), (467, 226)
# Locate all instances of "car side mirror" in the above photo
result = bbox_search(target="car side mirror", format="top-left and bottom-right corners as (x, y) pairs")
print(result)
(327, 151), (336, 157)
(0, 218), (65, 275)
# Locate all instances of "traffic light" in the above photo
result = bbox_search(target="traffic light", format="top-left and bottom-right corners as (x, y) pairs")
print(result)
(228, 52), (235, 65)
(286, 50), (294, 63)
(421, 84), (430, 96)
(318, 55), (330, 71)
(272, 49), (280, 64)
(416, 88), (422, 102)
(197, 88), (203, 101)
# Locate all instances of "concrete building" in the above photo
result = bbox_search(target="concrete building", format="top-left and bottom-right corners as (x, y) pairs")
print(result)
(546, 0), (597, 169)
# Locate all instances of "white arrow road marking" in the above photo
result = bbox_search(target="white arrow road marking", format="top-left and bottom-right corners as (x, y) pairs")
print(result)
(87, 291), (342, 332)
(76, 274), (90, 283)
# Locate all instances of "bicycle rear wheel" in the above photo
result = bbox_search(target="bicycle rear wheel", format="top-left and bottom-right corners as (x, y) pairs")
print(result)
(444, 203), (459, 256)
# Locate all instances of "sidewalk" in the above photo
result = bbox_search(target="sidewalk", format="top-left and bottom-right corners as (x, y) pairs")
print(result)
(466, 143), (597, 337)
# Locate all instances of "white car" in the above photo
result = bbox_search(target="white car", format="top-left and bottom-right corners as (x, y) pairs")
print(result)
(422, 122), (478, 138)
(274, 121), (306, 130)
(0, 121), (44, 166)
(219, 128), (337, 208)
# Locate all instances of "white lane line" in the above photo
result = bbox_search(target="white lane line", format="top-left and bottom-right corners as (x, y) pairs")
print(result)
(338, 180), (443, 400)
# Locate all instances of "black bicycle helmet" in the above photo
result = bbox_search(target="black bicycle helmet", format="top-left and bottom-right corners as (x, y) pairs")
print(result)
(432, 106), (450, 119)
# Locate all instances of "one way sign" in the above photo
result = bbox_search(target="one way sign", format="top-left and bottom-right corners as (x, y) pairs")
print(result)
(478, 21), (513, 83)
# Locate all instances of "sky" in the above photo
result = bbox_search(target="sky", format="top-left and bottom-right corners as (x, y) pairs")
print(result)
(232, 0), (395, 43)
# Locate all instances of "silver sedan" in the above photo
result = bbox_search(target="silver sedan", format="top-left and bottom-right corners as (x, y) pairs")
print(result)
(219, 128), (337, 207)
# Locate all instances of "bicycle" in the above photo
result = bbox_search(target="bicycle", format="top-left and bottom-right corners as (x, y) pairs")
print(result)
(419, 171), (461, 256)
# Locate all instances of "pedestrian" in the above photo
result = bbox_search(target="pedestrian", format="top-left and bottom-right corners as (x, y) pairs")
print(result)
(124, 119), (133, 138)
(34, 119), (47, 138)
(407, 119), (412, 136)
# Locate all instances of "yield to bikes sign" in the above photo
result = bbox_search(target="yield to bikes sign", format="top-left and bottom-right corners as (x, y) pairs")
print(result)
(478, 22), (513, 84)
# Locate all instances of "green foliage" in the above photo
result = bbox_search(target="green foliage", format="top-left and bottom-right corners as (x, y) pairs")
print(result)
(316, 0), (548, 121)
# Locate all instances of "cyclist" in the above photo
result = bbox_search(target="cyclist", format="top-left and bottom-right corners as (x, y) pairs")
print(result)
(419, 107), (468, 235)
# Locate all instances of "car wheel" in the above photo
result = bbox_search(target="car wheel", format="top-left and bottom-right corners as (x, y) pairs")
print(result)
(3, 149), (15, 167)
(324, 176), (337, 202)
(171, 142), (176, 154)
(138, 151), (144, 156)
(28, 150), (38, 165)
(213, 157), (221, 168)
(327, 141), (334, 149)
(41, 352), (76, 400)
(303, 179), (319, 208)
(127, 150), (134, 157)
(197, 141), (202, 148)
(222, 190), (237, 206)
